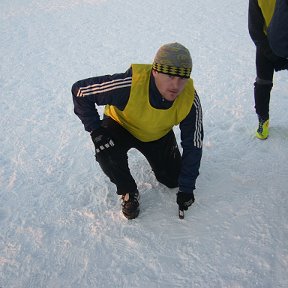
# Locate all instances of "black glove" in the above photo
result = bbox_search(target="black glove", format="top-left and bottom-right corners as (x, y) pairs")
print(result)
(274, 58), (288, 72)
(91, 127), (114, 153)
(176, 191), (195, 211)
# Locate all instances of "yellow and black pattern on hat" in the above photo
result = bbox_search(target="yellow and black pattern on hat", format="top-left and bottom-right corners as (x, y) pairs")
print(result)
(152, 63), (192, 78)
(152, 42), (192, 78)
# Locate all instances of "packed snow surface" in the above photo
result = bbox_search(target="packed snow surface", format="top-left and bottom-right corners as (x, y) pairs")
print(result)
(1, 0), (288, 287)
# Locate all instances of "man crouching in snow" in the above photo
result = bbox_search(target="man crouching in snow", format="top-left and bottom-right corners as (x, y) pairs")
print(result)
(72, 42), (203, 219)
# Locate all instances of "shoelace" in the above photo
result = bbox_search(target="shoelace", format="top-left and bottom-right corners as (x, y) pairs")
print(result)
(121, 193), (139, 206)
(258, 121), (264, 133)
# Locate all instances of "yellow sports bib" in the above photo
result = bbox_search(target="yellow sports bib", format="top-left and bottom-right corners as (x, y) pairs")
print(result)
(105, 64), (195, 142)
(258, 0), (276, 33)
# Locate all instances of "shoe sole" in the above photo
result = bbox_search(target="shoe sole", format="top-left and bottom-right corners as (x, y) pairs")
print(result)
(122, 208), (140, 220)
(256, 132), (268, 140)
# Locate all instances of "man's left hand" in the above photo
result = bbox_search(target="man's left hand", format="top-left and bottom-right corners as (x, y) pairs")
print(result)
(176, 191), (195, 211)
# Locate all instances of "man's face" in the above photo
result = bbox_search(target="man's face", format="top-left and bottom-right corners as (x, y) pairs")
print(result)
(152, 70), (189, 102)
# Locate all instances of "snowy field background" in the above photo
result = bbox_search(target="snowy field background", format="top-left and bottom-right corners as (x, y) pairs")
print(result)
(1, 0), (288, 287)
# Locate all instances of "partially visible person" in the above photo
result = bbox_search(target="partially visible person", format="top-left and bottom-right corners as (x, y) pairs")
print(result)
(248, 0), (288, 140)
(72, 43), (203, 219)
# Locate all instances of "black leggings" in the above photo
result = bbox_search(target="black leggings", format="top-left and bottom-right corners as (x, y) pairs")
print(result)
(254, 48), (274, 120)
(95, 117), (181, 195)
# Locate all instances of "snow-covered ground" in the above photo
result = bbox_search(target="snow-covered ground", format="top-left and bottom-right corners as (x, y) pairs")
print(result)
(1, 0), (288, 287)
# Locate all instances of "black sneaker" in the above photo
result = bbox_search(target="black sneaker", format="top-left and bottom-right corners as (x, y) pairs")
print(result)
(121, 190), (140, 219)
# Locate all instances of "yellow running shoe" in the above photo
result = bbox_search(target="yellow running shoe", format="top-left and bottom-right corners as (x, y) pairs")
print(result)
(256, 119), (269, 140)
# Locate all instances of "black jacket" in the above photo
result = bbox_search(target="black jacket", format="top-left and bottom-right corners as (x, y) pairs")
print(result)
(268, 0), (288, 58)
(248, 0), (286, 63)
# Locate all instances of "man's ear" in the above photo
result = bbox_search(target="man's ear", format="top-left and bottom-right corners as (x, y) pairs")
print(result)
(152, 69), (158, 77)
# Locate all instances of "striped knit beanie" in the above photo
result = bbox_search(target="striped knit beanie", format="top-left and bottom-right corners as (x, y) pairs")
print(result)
(152, 42), (192, 78)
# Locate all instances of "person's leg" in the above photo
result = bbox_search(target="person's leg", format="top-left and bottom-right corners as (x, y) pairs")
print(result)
(254, 48), (274, 121)
(254, 48), (275, 139)
(95, 117), (138, 196)
(96, 117), (140, 219)
(137, 130), (181, 188)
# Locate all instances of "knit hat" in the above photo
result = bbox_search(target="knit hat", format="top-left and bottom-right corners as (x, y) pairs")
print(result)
(152, 42), (192, 78)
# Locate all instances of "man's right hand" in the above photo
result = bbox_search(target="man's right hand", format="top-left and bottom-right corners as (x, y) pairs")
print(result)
(91, 128), (115, 153)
